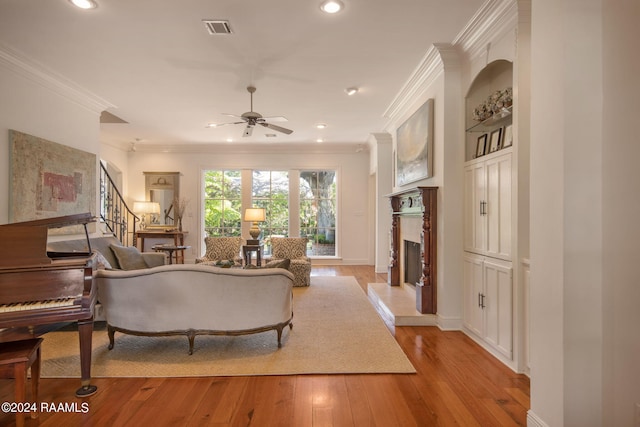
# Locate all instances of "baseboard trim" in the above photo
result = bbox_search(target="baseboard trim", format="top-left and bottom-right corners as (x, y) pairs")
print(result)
(526, 410), (548, 427)
(437, 314), (463, 330)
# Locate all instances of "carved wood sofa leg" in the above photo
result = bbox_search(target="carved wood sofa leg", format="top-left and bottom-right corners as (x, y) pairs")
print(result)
(107, 324), (115, 350)
(187, 330), (195, 355)
(276, 326), (283, 348)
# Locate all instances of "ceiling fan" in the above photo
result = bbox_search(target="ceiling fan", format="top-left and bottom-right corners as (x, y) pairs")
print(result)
(212, 86), (293, 137)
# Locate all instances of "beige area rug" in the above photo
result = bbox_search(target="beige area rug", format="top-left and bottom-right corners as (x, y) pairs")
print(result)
(41, 276), (415, 377)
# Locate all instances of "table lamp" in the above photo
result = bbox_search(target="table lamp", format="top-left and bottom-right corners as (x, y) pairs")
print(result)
(244, 207), (265, 245)
(133, 201), (160, 230)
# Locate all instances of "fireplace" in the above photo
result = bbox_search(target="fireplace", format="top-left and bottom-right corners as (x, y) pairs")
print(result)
(404, 240), (422, 287)
(387, 187), (437, 314)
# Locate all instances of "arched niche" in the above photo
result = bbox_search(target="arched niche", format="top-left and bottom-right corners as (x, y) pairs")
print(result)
(464, 60), (514, 161)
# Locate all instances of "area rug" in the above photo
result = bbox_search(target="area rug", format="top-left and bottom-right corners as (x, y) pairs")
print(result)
(41, 276), (415, 377)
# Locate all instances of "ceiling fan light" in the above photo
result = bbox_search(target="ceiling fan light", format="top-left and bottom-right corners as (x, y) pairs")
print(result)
(69, 0), (98, 9)
(345, 87), (358, 96)
(320, 0), (344, 14)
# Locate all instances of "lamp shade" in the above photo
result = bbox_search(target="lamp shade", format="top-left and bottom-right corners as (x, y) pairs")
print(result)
(133, 201), (160, 214)
(244, 207), (266, 222)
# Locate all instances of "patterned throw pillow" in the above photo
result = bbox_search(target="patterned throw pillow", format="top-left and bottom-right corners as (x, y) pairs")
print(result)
(244, 259), (291, 270)
(271, 238), (307, 259)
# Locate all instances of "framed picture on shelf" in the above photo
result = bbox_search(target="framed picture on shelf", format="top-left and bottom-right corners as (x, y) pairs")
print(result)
(476, 134), (488, 158)
(489, 128), (502, 153)
(502, 124), (513, 148)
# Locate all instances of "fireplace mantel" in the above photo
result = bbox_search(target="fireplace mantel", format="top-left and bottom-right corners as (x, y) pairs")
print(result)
(387, 187), (438, 314)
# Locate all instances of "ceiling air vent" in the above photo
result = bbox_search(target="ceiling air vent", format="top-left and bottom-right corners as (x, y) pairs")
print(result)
(203, 20), (232, 35)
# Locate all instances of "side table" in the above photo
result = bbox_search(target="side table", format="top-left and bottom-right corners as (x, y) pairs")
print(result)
(242, 244), (263, 267)
(152, 245), (191, 264)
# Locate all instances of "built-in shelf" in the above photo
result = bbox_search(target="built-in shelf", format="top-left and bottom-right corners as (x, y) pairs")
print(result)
(465, 105), (512, 132)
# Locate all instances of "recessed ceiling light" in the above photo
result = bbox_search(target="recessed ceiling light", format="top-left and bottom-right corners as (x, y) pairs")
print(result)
(316, 123), (327, 129)
(345, 87), (358, 96)
(320, 0), (344, 14)
(206, 123), (220, 128)
(69, 0), (98, 9)
(226, 138), (233, 142)
(316, 138), (324, 143)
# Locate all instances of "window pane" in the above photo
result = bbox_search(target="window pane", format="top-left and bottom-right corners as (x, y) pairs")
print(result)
(204, 169), (241, 237)
(300, 170), (336, 256)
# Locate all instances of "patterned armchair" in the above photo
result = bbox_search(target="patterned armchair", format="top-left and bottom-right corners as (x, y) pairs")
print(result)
(265, 237), (311, 287)
(195, 236), (243, 266)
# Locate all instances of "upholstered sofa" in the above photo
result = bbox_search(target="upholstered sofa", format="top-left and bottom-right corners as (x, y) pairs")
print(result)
(96, 264), (295, 354)
(47, 235), (166, 270)
(47, 235), (166, 321)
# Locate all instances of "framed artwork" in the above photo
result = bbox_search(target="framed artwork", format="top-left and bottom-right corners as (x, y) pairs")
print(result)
(502, 124), (513, 148)
(396, 98), (434, 186)
(489, 128), (502, 153)
(9, 130), (96, 234)
(476, 134), (488, 158)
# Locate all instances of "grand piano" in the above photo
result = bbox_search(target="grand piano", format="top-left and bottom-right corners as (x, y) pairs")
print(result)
(0, 213), (98, 397)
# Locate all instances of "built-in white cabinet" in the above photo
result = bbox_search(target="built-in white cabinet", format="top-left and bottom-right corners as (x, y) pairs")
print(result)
(463, 253), (513, 359)
(464, 151), (512, 260)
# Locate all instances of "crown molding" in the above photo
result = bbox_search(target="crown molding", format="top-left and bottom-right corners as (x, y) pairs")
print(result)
(453, 0), (518, 62)
(382, 0), (518, 128)
(382, 46), (444, 123)
(117, 141), (368, 156)
(0, 43), (114, 114)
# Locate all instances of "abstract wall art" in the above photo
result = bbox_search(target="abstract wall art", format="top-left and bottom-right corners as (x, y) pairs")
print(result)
(396, 98), (434, 186)
(9, 130), (96, 232)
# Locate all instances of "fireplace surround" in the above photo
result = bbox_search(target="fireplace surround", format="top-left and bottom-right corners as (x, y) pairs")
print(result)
(387, 187), (437, 314)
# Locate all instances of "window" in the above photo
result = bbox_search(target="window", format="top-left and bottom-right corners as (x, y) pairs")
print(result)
(300, 170), (336, 256)
(252, 170), (289, 255)
(201, 168), (338, 258)
(203, 170), (242, 236)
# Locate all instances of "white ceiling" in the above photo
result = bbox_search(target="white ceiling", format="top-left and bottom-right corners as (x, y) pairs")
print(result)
(0, 0), (484, 149)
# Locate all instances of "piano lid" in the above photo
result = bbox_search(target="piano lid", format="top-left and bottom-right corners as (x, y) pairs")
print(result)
(0, 213), (95, 267)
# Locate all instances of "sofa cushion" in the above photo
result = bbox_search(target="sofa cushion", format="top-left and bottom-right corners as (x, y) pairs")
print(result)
(110, 245), (148, 270)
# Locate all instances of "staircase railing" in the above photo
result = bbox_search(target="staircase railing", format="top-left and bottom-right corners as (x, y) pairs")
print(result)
(99, 162), (138, 246)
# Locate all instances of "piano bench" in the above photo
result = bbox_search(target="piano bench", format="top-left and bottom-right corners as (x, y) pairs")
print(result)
(0, 338), (42, 427)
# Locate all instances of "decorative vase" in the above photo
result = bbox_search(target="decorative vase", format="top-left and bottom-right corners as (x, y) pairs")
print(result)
(178, 217), (183, 231)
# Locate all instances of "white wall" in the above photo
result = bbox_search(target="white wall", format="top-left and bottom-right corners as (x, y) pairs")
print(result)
(109, 147), (371, 264)
(0, 49), (105, 224)
(530, 0), (640, 426)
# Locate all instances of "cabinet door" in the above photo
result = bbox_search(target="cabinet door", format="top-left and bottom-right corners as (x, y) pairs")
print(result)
(463, 254), (484, 337)
(485, 153), (512, 259)
(463, 163), (486, 253)
(483, 259), (513, 358)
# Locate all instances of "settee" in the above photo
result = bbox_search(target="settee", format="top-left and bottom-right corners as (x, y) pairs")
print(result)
(96, 264), (295, 354)
(47, 235), (166, 321)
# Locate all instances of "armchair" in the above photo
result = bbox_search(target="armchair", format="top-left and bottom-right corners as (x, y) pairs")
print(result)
(195, 236), (243, 266)
(265, 237), (311, 287)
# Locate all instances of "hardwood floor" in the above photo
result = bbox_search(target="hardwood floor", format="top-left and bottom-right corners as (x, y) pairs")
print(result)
(0, 266), (529, 426)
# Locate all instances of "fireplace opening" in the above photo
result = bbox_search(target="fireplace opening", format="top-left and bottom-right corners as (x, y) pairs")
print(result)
(404, 240), (422, 287)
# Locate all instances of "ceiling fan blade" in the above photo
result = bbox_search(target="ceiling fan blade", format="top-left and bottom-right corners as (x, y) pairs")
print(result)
(207, 121), (244, 128)
(221, 113), (246, 120)
(243, 125), (254, 137)
(260, 122), (293, 135)
(260, 116), (288, 122)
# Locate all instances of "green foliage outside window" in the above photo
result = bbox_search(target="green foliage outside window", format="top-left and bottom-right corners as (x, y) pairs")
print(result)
(203, 170), (241, 236)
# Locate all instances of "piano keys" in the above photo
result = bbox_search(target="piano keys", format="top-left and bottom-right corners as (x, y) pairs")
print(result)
(0, 213), (98, 397)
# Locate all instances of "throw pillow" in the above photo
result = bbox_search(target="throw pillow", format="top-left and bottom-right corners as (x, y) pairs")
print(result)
(94, 250), (112, 270)
(109, 244), (148, 270)
(244, 259), (291, 270)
